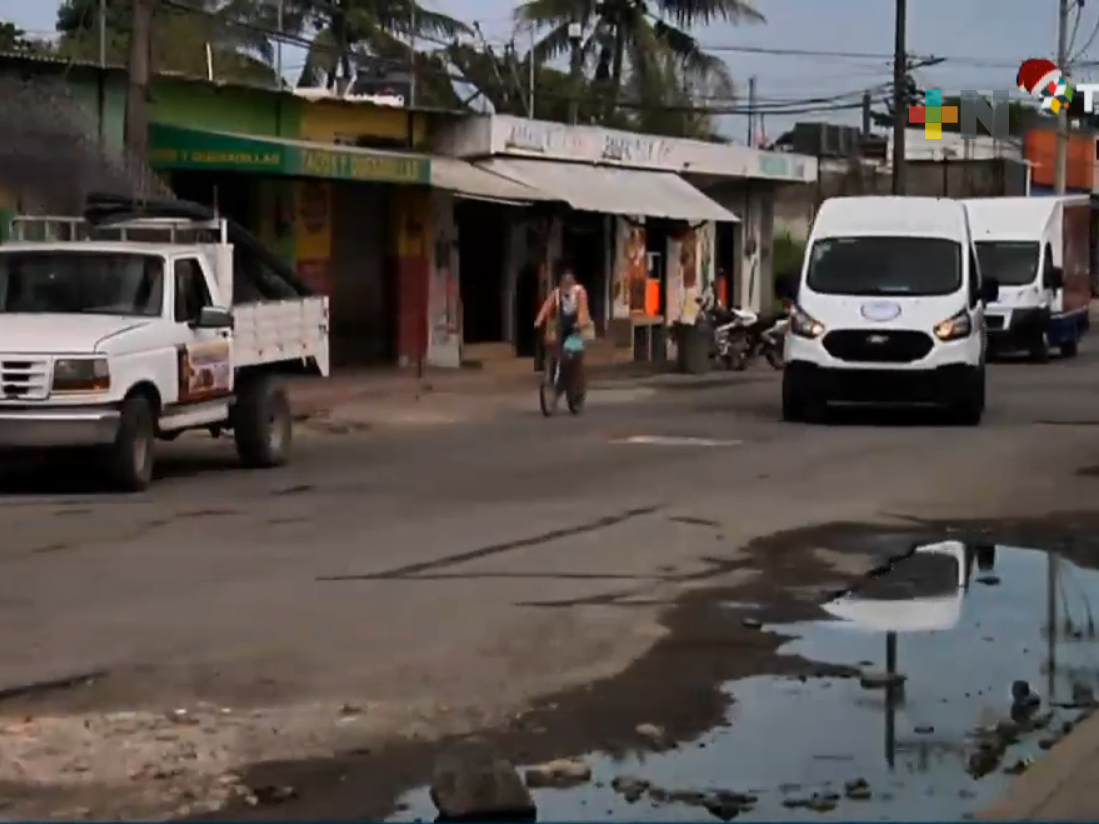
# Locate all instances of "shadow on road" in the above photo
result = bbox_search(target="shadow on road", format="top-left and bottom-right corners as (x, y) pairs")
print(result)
(0, 447), (253, 496)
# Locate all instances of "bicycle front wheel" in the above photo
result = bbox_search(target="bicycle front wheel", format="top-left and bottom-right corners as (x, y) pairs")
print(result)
(539, 371), (560, 417)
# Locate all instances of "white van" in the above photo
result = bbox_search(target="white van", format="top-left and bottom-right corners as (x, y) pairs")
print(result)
(965, 196), (1091, 361)
(780, 197), (998, 424)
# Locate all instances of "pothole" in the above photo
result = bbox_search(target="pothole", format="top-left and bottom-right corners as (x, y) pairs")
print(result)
(390, 541), (1099, 822)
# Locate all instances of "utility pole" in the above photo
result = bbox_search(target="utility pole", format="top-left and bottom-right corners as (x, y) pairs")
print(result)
(98, 0), (107, 68)
(1055, 0), (1070, 194)
(409, 3), (417, 108)
(528, 26), (535, 119)
(746, 76), (757, 147)
(275, 0), (284, 84)
(568, 17), (582, 124)
(891, 0), (907, 195)
(862, 91), (871, 136)
(125, 0), (154, 164)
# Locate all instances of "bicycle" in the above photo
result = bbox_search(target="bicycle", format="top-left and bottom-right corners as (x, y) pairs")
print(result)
(539, 341), (585, 417)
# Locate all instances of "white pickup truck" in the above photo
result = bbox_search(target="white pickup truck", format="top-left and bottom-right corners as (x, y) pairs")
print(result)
(0, 214), (329, 491)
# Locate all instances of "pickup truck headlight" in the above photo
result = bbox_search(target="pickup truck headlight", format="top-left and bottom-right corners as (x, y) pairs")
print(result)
(933, 310), (972, 342)
(52, 358), (110, 392)
(790, 306), (826, 339)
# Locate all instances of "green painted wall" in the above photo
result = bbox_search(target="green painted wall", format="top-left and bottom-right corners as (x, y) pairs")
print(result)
(151, 79), (301, 138)
(0, 62), (128, 154)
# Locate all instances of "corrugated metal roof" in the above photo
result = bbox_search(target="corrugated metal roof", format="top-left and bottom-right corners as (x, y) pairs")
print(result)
(430, 157), (556, 204)
(477, 158), (739, 222)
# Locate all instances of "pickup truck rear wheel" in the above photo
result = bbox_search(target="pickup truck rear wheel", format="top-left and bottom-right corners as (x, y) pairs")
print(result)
(234, 375), (292, 468)
(105, 395), (155, 492)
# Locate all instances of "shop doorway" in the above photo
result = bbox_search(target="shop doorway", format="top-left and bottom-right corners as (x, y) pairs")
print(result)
(457, 200), (506, 344)
(562, 212), (607, 333)
(715, 221), (736, 306)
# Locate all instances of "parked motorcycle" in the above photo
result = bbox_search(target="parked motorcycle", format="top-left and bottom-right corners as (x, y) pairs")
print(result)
(695, 290), (787, 370)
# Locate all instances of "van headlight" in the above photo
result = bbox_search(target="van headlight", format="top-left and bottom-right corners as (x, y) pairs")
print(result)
(933, 310), (972, 342)
(790, 306), (826, 339)
(52, 358), (110, 392)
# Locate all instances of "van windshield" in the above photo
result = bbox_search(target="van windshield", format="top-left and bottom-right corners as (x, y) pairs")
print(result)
(975, 241), (1039, 286)
(806, 236), (962, 296)
(0, 251), (164, 316)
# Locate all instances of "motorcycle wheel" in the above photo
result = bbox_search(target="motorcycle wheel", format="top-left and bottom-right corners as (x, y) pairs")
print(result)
(765, 346), (785, 370)
(725, 339), (750, 371)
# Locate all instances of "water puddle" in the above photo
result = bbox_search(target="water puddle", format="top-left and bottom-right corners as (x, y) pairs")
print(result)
(390, 542), (1099, 822)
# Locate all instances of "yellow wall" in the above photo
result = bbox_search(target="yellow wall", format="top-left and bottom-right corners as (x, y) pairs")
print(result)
(298, 99), (428, 148)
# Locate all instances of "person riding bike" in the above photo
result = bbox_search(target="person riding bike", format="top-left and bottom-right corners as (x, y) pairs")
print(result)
(534, 264), (591, 400)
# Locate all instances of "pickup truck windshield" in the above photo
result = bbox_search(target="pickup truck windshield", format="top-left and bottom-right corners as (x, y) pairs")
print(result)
(0, 251), (164, 317)
(975, 241), (1040, 286)
(807, 236), (962, 296)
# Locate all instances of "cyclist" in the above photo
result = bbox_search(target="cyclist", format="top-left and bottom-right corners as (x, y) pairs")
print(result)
(534, 263), (591, 399)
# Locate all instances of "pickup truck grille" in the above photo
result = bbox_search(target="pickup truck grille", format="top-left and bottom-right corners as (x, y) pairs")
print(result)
(0, 358), (51, 400)
(822, 330), (934, 363)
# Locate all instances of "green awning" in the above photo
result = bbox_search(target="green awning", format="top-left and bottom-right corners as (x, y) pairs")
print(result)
(149, 123), (431, 185)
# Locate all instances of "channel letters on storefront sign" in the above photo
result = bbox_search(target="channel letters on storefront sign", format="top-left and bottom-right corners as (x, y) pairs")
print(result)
(502, 120), (670, 166)
(149, 147), (283, 170)
(299, 149), (424, 183)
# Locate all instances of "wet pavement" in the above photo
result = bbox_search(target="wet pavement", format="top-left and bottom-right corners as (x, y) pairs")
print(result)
(390, 543), (1099, 822)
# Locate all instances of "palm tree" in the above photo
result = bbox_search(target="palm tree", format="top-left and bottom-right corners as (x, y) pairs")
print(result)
(274, 0), (470, 91)
(517, 0), (761, 116)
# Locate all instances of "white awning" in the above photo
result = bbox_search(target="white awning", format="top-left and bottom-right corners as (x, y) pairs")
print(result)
(430, 157), (556, 205)
(476, 158), (739, 222)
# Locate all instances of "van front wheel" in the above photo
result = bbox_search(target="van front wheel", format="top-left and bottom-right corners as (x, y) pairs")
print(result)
(782, 370), (821, 423)
(949, 369), (985, 426)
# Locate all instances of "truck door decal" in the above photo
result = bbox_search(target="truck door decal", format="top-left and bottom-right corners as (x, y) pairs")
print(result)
(177, 342), (231, 403)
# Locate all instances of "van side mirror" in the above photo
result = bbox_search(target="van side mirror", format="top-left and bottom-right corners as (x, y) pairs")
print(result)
(193, 305), (234, 329)
(981, 277), (1000, 303)
(1044, 266), (1064, 289)
(775, 274), (798, 302)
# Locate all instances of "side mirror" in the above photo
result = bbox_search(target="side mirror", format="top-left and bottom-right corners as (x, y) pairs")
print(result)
(193, 306), (234, 330)
(775, 274), (798, 302)
(1044, 266), (1064, 290)
(980, 277), (1000, 304)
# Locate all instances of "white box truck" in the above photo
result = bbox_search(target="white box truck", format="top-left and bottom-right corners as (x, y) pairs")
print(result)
(0, 212), (329, 491)
(965, 195), (1092, 361)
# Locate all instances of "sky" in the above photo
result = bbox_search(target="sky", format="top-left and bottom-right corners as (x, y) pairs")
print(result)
(0, 0), (1078, 143)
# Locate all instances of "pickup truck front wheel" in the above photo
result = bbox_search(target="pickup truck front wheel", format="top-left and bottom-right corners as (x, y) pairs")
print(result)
(234, 375), (292, 468)
(105, 395), (155, 492)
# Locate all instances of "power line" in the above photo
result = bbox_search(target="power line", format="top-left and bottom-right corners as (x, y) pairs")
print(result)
(156, 0), (894, 117)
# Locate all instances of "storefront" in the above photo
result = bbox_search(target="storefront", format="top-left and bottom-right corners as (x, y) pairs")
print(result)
(149, 122), (539, 369)
(433, 115), (817, 365)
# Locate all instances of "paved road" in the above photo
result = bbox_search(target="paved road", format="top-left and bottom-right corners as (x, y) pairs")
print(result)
(4, 350), (1099, 818)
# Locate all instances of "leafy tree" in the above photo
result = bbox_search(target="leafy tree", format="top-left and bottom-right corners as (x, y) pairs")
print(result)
(0, 20), (47, 53)
(870, 73), (922, 129)
(445, 41), (595, 122)
(54, 0), (277, 85)
(269, 0), (470, 90)
(516, 0), (760, 113)
(446, 34), (721, 138)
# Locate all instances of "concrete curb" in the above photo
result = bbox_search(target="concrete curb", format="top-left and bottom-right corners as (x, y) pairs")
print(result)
(978, 709), (1099, 820)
